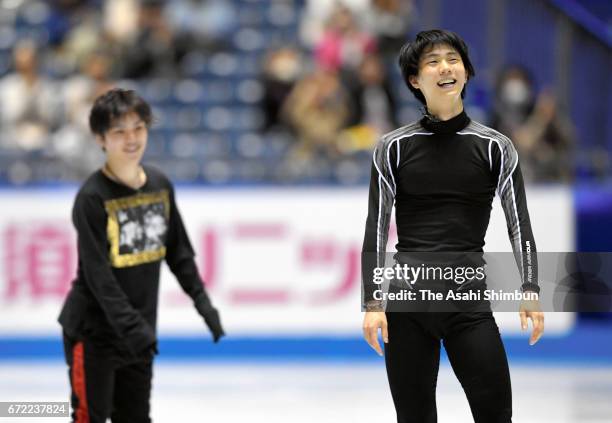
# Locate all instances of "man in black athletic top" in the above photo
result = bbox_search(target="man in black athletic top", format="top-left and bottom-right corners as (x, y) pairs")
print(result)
(59, 89), (224, 423)
(361, 30), (544, 422)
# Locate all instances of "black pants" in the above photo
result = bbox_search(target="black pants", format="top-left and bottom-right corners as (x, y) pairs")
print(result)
(384, 312), (512, 423)
(63, 333), (153, 423)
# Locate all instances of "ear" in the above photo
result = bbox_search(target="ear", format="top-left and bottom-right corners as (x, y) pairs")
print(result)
(408, 75), (419, 89)
(95, 135), (106, 152)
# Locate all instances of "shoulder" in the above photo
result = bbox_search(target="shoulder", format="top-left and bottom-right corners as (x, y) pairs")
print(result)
(72, 172), (107, 219)
(461, 120), (517, 153)
(463, 121), (521, 175)
(75, 170), (105, 200)
(380, 121), (428, 145)
(373, 121), (428, 158)
(143, 164), (174, 191)
(461, 120), (520, 165)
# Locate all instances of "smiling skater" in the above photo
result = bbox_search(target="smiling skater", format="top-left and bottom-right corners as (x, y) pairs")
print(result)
(59, 88), (225, 423)
(361, 30), (544, 422)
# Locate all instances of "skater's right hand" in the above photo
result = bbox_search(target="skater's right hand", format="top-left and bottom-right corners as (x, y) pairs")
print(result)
(363, 312), (388, 357)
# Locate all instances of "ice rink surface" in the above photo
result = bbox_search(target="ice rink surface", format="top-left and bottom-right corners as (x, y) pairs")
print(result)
(1, 361), (611, 422)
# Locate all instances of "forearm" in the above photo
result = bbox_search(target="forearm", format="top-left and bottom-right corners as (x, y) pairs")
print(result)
(361, 145), (395, 308)
(499, 164), (539, 291)
(168, 256), (214, 313)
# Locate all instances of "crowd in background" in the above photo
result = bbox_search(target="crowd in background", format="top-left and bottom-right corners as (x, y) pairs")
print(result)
(0, 0), (577, 184)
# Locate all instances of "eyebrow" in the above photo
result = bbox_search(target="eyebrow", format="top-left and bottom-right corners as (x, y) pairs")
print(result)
(423, 51), (460, 59)
(110, 120), (145, 130)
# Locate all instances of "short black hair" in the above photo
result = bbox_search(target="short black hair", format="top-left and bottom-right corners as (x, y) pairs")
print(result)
(89, 88), (153, 137)
(398, 29), (476, 105)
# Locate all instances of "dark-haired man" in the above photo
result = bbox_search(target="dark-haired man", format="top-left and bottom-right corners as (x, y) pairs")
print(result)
(361, 29), (544, 422)
(59, 88), (224, 423)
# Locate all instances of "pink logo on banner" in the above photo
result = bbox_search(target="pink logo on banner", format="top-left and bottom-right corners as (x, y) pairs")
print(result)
(168, 225), (361, 306)
(3, 223), (76, 301)
(199, 228), (217, 289)
(228, 222), (290, 304)
(301, 239), (359, 304)
(1, 219), (369, 306)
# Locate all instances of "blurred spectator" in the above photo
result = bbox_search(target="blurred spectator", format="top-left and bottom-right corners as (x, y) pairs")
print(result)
(314, 4), (376, 72)
(53, 50), (114, 177)
(347, 54), (398, 131)
(490, 65), (574, 183)
(119, 0), (184, 78)
(282, 68), (349, 159)
(364, 0), (414, 57)
(45, 0), (91, 47)
(299, 0), (370, 48)
(62, 51), (114, 130)
(339, 53), (398, 153)
(260, 46), (304, 132)
(0, 40), (59, 152)
(52, 9), (107, 77)
(104, 0), (140, 44)
(165, 0), (237, 52)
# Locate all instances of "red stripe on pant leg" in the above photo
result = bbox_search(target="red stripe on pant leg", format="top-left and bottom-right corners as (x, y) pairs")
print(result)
(72, 342), (89, 423)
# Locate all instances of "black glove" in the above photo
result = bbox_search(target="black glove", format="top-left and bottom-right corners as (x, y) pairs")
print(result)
(202, 307), (225, 343)
(194, 294), (225, 342)
(132, 341), (158, 360)
(145, 342), (159, 359)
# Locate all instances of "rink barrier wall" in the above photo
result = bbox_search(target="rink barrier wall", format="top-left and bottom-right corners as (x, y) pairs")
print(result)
(0, 187), (575, 338)
(0, 323), (610, 364)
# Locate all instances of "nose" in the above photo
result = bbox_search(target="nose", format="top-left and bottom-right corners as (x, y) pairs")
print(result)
(439, 60), (451, 73)
(125, 129), (137, 143)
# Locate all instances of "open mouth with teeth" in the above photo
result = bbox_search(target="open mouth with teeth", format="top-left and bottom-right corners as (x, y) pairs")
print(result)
(437, 79), (457, 88)
(124, 145), (141, 153)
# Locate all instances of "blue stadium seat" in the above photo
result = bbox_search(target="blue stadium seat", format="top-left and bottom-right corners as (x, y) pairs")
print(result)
(0, 25), (16, 51)
(265, 2), (297, 27)
(169, 133), (200, 159)
(198, 131), (233, 158)
(207, 53), (239, 77)
(200, 158), (233, 184)
(144, 131), (168, 158)
(234, 133), (265, 159)
(173, 79), (205, 105)
(203, 106), (234, 131)
(179, 51), (207, 77)
(203, 80), (235, 104)
(233, 27), (266, 52)
(143, 79), (174, 105)
(175, 106), (204, 132)
(234, 107), (264, 131)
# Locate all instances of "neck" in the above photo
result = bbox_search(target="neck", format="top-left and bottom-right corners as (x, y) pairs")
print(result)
(104, 160), (144, 189)
(426, 100), (464, 121)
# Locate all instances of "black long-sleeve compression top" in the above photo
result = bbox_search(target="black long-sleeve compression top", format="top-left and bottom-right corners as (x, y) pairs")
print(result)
(362, 110), (539, 306)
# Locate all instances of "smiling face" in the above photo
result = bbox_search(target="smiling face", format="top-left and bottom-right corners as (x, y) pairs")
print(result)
(408, 44), (467, 112)
(96, 111), (148, 166)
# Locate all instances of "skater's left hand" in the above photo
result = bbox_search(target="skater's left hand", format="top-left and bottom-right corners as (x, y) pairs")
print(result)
(195, 297), (225, 343)
(519, 299), (544, 345)
(202, 307), (225, 343)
